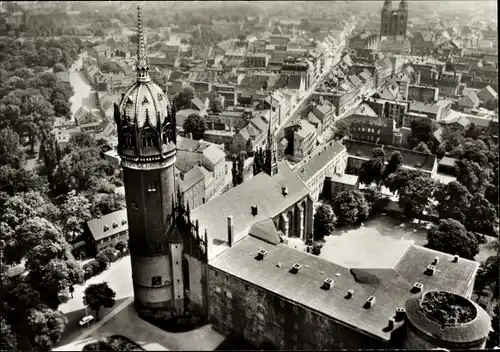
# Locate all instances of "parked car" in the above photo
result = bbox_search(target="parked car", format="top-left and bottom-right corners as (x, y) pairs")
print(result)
(79, 315), (95, 327)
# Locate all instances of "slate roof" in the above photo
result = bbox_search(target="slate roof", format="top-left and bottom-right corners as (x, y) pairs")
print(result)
(328, 173), (359, 186)
(477, 85), (497, 101)
(202, 144), (225, 165)
(178, 166), (205, 193)
(409, 101), (441, 115)
(458, 91), (480, 108)
(190, 162), (311, 260)
(87, 209), (128, 242)
(248, 219), (281, 245)
(210, 236), (479, 342)
(297, 141), (346, 183)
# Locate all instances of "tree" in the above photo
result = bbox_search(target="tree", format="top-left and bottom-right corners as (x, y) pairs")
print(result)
(398, 176), (440, 220)
(358, 158), (384, 188)
(383, 151), (403, 179)
(94, 28), (105, 37)
(183, 113), (208, 140)
(83, 282), (116, 321)
(209, 98), (224, 114)
(435, 181), (471, 224)
(426, 219), (479, 260)
(52, 63), (66, 73)
(175, 86), (196, 109)
(65, 133), (97, 151)
(487, 305), (499, 348)
(61, 190), (92, 242)
(89, 192), (126, 218)
(0, 317), (17, 351)
(24, 305), (68, 351)
(408, 116), (437, 150)
(313, 204), (336, 240)
(115, 240), (127, 252)
(333, 119), (351, 139)
(455, 159), (489, 195)
(307, 242), (323, 256)
(0, 165), (45, 196)
(331, 190), (370, 226)
(466, 193), (499, 237)
(253, 148), (265, 176)
(372, 147), (386, 163)
(0, 127), (25, 168)
(413, 141), (432, 154)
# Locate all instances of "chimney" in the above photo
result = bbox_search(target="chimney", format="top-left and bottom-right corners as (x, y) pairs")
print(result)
(346, 289), (354, 299)
(364, 296), (376, 309)
(227, 216), (234, 247)
(411, 282), (424, 293)
(395, 308), (406, 322)
(323, 278), (334, 290)
(387, 318), (395, 331)
(189, 132), (193, 139)
(452, 254), (459, 263)
(425, 265), (436, 276)
(282, 186), (288, 196)
(290, 263), (302, 274)
(257, 249), (268, 260)
(251, 205), (258, 216)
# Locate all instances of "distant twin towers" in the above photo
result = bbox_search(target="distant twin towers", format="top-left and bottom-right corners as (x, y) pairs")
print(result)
(380, 0), (408, 37)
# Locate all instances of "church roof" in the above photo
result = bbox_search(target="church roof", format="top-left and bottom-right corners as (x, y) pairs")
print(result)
(248, 219), (281, 245)
(190, 161), (311, 260)
(209, 236), (479, 342)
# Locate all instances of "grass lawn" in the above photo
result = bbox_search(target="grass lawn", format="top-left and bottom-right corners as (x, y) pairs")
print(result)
(289, 214), (496, 267)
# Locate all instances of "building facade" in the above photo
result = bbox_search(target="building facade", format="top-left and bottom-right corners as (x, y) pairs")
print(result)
(380, 0), (408, 37)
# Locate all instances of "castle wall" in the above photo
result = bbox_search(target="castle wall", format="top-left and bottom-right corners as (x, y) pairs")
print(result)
(207, 266), (387, 349)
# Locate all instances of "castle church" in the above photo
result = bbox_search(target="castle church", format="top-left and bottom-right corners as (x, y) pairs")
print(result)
(113, 7), (492, 350)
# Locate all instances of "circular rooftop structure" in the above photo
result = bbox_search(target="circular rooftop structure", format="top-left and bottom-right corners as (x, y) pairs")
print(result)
(405, 291), (491, 348)
(118, 81), (171, 129)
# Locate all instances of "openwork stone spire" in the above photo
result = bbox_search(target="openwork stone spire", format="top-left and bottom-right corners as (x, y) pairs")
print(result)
(263, 91), (278, 177)
(136, 5), (150, 83)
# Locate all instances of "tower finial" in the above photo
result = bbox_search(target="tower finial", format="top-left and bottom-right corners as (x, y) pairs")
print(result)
(136, 4), (150, 83)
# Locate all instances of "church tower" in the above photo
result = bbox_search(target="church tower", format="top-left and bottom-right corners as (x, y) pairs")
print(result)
(397, 0), (408, 36)
(114, 5), (184, 315)
(380, 0), (392, 36)
(263, 93), (278, 176)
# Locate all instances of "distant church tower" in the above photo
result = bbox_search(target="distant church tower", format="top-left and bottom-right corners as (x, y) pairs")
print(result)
(263, 93), (278, 177)
(380, 0), (408, 37)
(114, 6), (184, 315)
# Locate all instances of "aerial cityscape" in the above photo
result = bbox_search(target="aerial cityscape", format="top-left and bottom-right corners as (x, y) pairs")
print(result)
(0, 1), (498, 351)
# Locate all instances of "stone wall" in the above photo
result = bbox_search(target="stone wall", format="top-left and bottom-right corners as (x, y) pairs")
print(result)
(207, 266), (387, 350)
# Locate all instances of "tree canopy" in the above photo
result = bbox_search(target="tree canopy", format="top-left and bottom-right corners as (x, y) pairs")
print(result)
(408, 116), (437, 150)
(183, 113), (208, 140)
(83, 282), (116, 321)
(331, 190), (370, 226)
(313, 204), (336, 240)
(175, 86), (196, 109)
(426, 219), (479, 260)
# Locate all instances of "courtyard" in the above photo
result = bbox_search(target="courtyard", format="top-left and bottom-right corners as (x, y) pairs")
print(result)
(289, 214), (496, 266)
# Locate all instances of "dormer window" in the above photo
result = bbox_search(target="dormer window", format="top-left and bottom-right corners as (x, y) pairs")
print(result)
(157, 93), (163, 101)
(142, 96), (149, 105)
(112, 221), (118, 228)
(148, 182), (157, 192)
(127, 96), (133, 104)
(103, 225), (109, 232)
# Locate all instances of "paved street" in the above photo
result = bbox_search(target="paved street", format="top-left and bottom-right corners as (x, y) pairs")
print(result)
(55, 256), (134, 348)
(69, 53), (102, 119)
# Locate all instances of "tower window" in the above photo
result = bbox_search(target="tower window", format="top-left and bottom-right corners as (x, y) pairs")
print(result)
(148, 182), (157, 192)
(142, 96), (149, 105)
(151, 243), (161, 253)
(152, 276), (161, 286)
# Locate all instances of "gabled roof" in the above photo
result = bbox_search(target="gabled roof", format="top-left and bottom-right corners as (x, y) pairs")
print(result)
(178, 166), (205, 193)
(202, 144), (225, 165)
(87, 209), (128, 242)
(190, 162), (311, 260)
(248, 219), (281, 245)
(298, 141), (346, 183)
(478, 85), (497, 101)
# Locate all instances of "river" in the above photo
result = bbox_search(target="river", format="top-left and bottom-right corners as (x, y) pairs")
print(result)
(69, 52), (102, 119)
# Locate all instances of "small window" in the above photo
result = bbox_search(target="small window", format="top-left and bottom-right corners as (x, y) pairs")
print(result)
(142, 96), (149, 105)
(131, 202), (138, 210)
(151, 243), (161, 253)
(177, 279), (180, 283)
(245, 284), (250, 291)
(176, 261), (179, 265)
(215, 286), (222, 293)
(152, 276), (161, 286)
(178, 295), (181, 299)
(225, 291), (232, 299)
(148, 182), (157, 192)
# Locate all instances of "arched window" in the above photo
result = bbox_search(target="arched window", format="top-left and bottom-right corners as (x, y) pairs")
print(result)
(182, 258), (190, 291)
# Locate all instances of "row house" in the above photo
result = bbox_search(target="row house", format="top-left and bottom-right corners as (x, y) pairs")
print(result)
(407, 100), (452, 122)
(281, 58), (314, 91)
(306, 100), (336, 134)
(284, 119), (317, 162)
(175, 137), (227, 202)
(348, 32), (380, 51)
(177, 165), (207, 209)
(230, 112), (272, 155)
(246, 53), (270, 68)
(407, 84), (439, 103)
(85, 209), (128, 255)
(457, 90), (480, 112)
(294, 141), (348, 201)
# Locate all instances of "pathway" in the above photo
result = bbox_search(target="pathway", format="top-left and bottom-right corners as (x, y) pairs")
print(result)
(68, 52), (102, 119)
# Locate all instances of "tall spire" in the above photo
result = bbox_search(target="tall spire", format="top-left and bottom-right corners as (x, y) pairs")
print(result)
(263, 91), (278, 177)
(136, 5), (150, 83)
